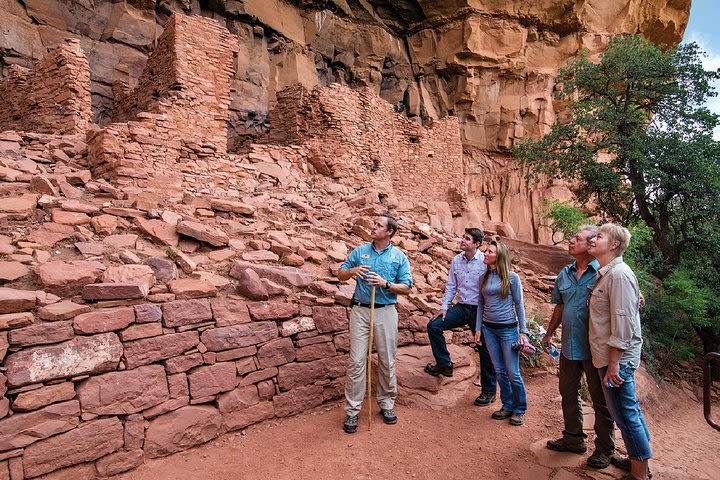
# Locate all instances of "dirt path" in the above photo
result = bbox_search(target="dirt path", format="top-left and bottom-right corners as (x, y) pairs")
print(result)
(116, 370), (719, 480)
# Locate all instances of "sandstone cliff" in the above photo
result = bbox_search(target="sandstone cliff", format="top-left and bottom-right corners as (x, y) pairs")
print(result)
(0, 0), (691, 241)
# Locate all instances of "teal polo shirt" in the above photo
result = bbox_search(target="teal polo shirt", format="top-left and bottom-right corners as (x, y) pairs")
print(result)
(551, 259), (600, 361)
(340, 242), (413, 305)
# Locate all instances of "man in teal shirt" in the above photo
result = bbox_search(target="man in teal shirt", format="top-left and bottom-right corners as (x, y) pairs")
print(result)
(337, 215), (413, 433)
(543, 225), (615, 468)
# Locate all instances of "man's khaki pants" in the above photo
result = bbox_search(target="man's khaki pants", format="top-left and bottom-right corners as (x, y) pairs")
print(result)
(344, 304), (398, 417)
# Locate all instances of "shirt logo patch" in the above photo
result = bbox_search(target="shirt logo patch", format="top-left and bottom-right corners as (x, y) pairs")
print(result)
(361, 254), (371, 259)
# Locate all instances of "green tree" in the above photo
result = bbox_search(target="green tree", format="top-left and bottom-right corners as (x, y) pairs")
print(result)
(515, 35), (720, 353)
(540, 200), (591, 245)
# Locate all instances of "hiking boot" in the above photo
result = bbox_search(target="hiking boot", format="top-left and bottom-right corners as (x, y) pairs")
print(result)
(343, 414), (358, 434)
(381, 409), (397, 425)
(424, 363), (453, 377)
(509, 413), (525, 426)
(587, 450), (612, 469)
(611, 456), (653, 479)
(546, 437), (587, 454)
(491, 408), (513, 420)
(473, 392), (496, 406)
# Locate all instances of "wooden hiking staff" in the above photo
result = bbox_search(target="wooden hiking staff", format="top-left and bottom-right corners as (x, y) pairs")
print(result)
(367, 286), (376, 430)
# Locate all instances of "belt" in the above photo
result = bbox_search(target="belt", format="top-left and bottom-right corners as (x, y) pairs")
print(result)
(482, 321), (518, 330)
(351, 300), (394, 309)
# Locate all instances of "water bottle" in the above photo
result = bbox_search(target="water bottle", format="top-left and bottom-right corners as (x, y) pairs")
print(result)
(543, 341), (560, 362)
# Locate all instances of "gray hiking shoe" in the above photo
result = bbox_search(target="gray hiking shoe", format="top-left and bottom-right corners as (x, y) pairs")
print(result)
(343, 414), (358, 433)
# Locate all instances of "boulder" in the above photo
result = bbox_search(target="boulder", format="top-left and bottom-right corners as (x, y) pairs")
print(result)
(101, 264), (156, 289)
(222, 401), (274, 432)
(34, 261), (102, 296)
(37, 300), (91, 321)
(25, 223), (74, 246)
(247, 302), (299, 321)
(0, 312), (34, 330)
(187, 362), (237, 398)
(123, 331), (199, 369)
(135, 218), (179, 246)
(280, 316), (315, 336)
(176, 220), (229, 247)
(73, 307), (135, 334)
(134, 303), (162, 323)
(200, 322), (278, 352)
(0, 194), (38, 219)
(229, 261), (315, 288)
(8, 320), (74, 347)
(0, 262), (30, 282)
(4, 333), (122, 387)
(216, 385), (260, 413)
(12, 382), (76, 412)
(209, 198), (256, 215)
(161, 299), (212, 327)
(273, 384), (323, 417)
(22, 417), (124, 478)
(94, 449), (144, 477)
(210, 297), (250, 326)
(77, 364), (169, 415)
(144, 406), (222, 458)
(234, 268), (269, 300)
(82, 282), (148, 300)
(168, 278), (217, 299)
(0, 288), (36, 314)
(312, 306), (348, 333)
(0, 400), (80, 451)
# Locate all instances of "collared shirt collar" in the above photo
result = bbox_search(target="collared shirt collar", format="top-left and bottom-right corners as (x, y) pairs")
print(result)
(461, 249), (482, 262)
(569, 258), (600, 273)
(598, 256), (623, 276)
(371, 242), (393, 254)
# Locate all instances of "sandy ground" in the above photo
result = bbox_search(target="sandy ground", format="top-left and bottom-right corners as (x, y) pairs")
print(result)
(115, 369), (720, 480)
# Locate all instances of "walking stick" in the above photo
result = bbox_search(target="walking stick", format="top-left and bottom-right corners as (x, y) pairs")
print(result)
(367, 286), (376, 430)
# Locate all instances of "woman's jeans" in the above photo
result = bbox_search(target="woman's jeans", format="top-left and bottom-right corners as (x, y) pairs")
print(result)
(598, 363), (652, 461)
(482, 324), (527, 414)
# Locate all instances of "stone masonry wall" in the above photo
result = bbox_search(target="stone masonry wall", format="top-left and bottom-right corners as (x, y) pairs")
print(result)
(0, 39), (91, 135)
(87, 14), (235, 195)
(0, 267), (456, 478)
(263, 83), (466, 213)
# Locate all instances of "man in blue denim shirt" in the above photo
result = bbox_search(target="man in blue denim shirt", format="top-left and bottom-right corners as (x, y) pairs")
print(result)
(543, 225), (616, 469)
(425, 228), (497, 407)
(337, 215), (413, 433)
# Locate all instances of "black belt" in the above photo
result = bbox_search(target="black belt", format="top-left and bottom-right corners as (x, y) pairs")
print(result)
(351, 300), (394, 309)
(482, 321), (518, 330)
(457, 303), (478, 308)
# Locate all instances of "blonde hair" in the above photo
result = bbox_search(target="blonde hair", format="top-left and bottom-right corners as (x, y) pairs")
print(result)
(598, 223), (632, 255)
(481, 241), (512, 297)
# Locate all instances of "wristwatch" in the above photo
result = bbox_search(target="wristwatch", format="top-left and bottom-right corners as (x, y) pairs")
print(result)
(385, 280), (391, 289)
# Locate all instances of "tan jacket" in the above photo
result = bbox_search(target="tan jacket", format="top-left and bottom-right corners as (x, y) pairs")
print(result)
(588, 256), (643, 369)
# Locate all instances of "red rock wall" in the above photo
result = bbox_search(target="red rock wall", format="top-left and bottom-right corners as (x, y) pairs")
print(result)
(87, 14), (235, 194)
(264, 83), (466, 212)
(0, 39), (91, 135)
(0, 273), (450, 478)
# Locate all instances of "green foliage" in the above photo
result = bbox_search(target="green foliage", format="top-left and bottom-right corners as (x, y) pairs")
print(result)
(540, 200), (591, 244)
(515, 34), (720, 354)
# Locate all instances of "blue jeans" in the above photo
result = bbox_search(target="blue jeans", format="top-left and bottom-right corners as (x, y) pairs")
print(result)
(598, 364), (652, 461)
(427, 304), (496, 396)
(482, 324), (527, 414)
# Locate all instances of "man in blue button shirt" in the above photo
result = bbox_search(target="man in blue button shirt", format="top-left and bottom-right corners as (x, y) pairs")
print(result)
(543, 225), (615, 469)
(425, 228), (497, 407)
(337, 215), (413, 433)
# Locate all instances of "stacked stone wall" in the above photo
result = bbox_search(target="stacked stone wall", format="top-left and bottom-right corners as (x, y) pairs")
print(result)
(87, 14), (235, 194)
(263, 83), (466, 212)
(0, 268), (463, 477)
(0, 40), (91, 135)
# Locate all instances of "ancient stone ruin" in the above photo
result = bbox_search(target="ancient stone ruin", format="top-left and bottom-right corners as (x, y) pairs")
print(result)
(0, 1), (692, 478)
